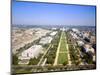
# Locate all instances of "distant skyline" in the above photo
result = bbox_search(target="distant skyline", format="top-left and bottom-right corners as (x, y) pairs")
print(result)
(12, 1), (96, 26)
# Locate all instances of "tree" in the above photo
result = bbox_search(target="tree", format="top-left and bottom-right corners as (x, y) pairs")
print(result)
(63, 61), (68, 66)
(75, 61), (80, 65)
(12, 55), (18, 65)
(28, 58), (38, 65)
(46, 57), (53, 64)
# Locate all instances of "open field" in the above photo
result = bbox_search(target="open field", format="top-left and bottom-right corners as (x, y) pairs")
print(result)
(57, 31), (68, 64)
(58, 53), (68, 64)
(59, 32), (67, 52)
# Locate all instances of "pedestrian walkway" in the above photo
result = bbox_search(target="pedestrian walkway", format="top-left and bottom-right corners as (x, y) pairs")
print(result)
(53, 31), (62, 66)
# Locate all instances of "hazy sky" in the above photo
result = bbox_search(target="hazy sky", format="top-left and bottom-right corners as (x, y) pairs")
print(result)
(12, 1), (96, 26)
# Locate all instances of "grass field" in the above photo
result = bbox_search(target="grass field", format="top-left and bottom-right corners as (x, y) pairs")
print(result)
(58, 31), (68, 64)
(59, 32), (67, 52)
(58, 53), (68, 64)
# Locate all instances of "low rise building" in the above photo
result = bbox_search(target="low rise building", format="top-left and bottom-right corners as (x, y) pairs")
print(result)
(84, 44), (94, 53)
(50, 31), (57, 36)
(70, 32), (79, 39)
(90, 36), (96, 44)
(83, 31), (90, 38)
(18, 45), (43, 64)
(39, 36), (53, 45)
(72, 28), (80, 34)
(83, 44), (95, 62)
(77, 41), (84, 46)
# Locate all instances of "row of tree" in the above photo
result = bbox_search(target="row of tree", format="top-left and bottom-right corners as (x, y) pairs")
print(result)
(12, 64), (96, 74)
(65, 32), (80, 65)
(45, 31), (61, 65)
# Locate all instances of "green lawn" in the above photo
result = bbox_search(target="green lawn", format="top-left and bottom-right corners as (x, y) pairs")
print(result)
(57, 31), (68, 64)
(58, 53), (68, 64)
(59, 32), (67, 52)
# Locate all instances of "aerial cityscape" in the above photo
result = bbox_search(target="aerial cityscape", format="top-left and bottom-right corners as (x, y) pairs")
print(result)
(12, 1), (96, 74)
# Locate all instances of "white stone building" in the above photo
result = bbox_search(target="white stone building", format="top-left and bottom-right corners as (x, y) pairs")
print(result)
(18, 45), (43, 64)
(50, 31), (57, 36)
(39, 36), (53, 45)
(77, 41), (84, 46)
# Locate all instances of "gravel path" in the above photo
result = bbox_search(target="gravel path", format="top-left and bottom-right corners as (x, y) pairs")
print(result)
(37, 44), (51, 66)
(53, 31), (62, 66)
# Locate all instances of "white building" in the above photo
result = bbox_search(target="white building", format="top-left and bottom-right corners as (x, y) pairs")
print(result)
(18, 45), (43, 64)
(83, 44), (96, 62)
(70, 32), (79, 39)
(84, 44), (95, 53)
(83, 32), (90, 38)
(72, 28), (80, 34)
(60, 27), (65, 31)
(77, 41), (84, 46)
(52, 28), (57, 30)
(90, 36), (96, 44)
(92, 54), (96, 62)
(50, 31), (57, 36)
(39, 36), (53, 45)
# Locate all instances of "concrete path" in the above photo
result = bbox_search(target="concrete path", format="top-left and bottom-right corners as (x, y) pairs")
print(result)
(66, 44), (71, 65)
(37, 44), (51, 66)
(53, 31), (62, 66)
(65, 33), (72, 65)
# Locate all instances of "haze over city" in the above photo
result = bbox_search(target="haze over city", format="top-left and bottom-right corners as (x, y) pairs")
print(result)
(12, 1), (96, 26)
